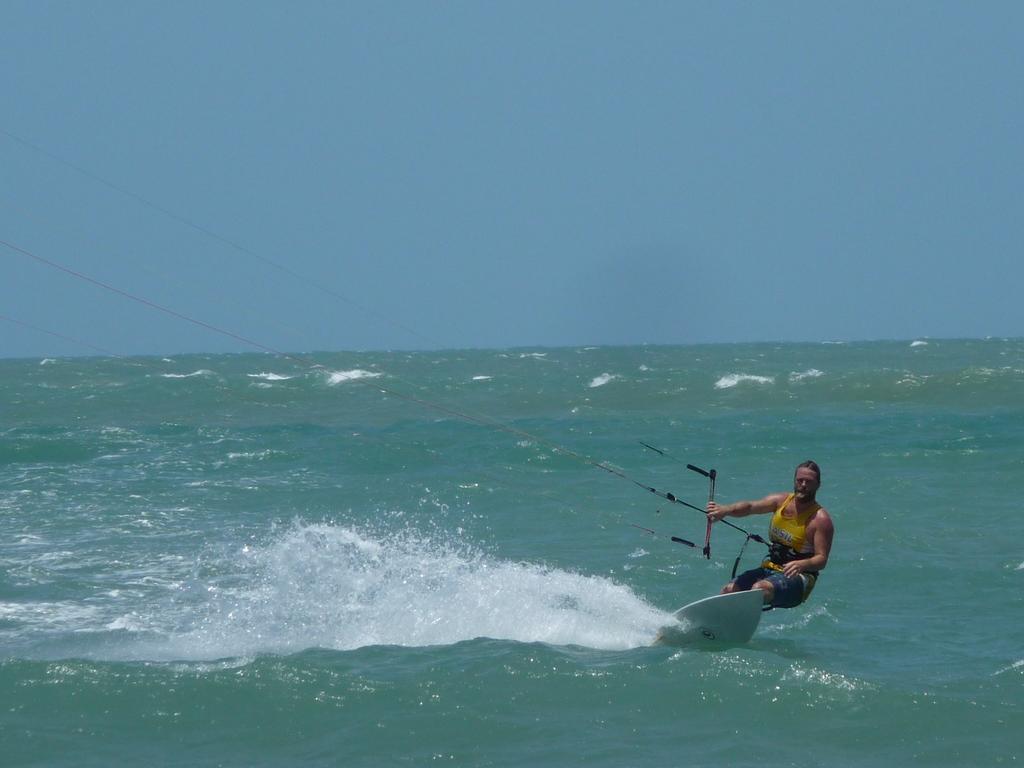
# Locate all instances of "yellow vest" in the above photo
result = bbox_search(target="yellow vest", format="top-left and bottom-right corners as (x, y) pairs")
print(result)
(762, 492), (820, 575)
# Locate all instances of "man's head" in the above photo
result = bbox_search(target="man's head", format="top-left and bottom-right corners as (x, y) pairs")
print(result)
(794, 460), (821, 501)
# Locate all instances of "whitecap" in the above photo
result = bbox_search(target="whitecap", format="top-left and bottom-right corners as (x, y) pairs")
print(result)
(161, 370), (214, 379)
(589, 373), (618, 388)
(227, 451), (269, 461)
(994, 660), (1024, 676)
(519, 352), (547, 359)
(100, 426), (133, 435)
(714, 373), (775, 389)
(247, 372), (294, 381)
(789, 369), (825, 382)
(325, 369), (383, 385)
(40, 358), (56, 365)
(471, 375), (492, 381)
(910, 340), (929, 347)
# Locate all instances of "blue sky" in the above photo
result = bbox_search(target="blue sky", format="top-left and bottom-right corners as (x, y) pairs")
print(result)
(2, 1), (1021, 358)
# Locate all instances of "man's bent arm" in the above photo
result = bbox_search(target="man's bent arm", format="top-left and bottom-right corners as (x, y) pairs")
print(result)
(781, 512), (835, 576)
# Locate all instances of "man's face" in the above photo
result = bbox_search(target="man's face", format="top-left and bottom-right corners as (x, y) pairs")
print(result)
(794, 467), (820, 501)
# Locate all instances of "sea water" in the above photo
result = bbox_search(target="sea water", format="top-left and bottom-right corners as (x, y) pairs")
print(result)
(2, 339), (1021, 766)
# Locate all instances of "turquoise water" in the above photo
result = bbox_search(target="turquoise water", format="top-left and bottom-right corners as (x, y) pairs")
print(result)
(2, 340), (1022, 766)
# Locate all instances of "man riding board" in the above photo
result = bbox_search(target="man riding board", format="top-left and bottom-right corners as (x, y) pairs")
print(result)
(705, 460), (834, 608)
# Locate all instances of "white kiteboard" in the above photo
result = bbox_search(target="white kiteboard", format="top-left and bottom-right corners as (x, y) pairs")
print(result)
(654, 589), (765, 647)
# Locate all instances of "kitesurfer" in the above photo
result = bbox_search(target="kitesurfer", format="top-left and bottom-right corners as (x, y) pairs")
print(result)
(705, 461), (834, 608)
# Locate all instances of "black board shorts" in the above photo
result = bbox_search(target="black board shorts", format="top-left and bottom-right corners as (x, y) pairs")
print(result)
(732, 566), (816, 609)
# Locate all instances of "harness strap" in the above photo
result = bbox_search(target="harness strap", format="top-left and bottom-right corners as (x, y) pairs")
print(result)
(730, 534), (755, 579)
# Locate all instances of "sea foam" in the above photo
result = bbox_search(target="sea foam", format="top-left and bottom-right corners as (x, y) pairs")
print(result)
(789, 369), (825, 382)
(247, 372), (294, 381)
(588, 373), (618, 388)
(161, 370), (215, 379)
(714, 373), (775, 389)
(325, 369), (383, 385)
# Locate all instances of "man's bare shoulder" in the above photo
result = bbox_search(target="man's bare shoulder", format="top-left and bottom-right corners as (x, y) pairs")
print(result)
(812, 506), (834, 531)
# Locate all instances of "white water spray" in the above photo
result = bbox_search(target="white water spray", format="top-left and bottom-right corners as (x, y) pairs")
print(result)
(146, 523), (669, 660)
